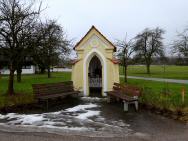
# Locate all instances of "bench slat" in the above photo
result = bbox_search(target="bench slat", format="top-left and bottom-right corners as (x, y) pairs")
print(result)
(34, 86), (74, 95)
(37, 91), (79, 100)
(32, 81), (79, 100)
(106, 91), (137, 102)
(106, 83), (141, 101)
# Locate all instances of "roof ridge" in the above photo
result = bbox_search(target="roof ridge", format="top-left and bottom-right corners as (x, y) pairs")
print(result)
(74, 26), (116, 51)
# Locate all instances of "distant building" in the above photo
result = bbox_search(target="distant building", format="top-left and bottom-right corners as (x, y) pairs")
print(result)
(0, 51), (36, 74)
(0, 65), (36, 75)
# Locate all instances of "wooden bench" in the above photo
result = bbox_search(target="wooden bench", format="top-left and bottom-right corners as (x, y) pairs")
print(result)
(32, 81), (80, 109)
(105, 83), (141, 112)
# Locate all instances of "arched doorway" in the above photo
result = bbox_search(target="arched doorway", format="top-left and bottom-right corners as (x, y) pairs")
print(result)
(88, 56), (102, 97)
(83, 48), (107, 97)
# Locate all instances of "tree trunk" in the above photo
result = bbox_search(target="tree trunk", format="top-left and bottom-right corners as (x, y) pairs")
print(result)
(17, 68), (22, 83)
(123, 54), (128, 83)
(47, 55), (51, 78)
(8, 65), (15, 95)
(124, 65), (128, 83)
(146, 63), (150, 74)
(40, 67), (45, 74)
(124, 64), (128, 83)
(47, 65), (51, 78)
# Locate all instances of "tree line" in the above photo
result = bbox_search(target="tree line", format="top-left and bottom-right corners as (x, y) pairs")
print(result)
(0, 0), (70, 95)
(117, 27), (188, 83)
(0, 0), (188, 94)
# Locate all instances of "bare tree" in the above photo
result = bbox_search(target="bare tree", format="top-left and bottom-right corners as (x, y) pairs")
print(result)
(15, 21), (37, 83)
(116, 35), (135, 83)
(172, 28), (188, 58)
(0, 0), (41, 95)
(32, 20), (70, 78)
(134, 27), (165, 74)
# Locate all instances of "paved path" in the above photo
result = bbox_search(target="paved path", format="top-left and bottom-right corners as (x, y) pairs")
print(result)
(0, 119), (187, 141)
(0, 98), (188, 141)
(0, 131), (151, 141)
(120, 75), (188, 84)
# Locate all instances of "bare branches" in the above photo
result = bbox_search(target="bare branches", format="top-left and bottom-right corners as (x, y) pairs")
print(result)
(172, 29), (188, 57)
(31, 20), (71, 78)
(116, 37), (135, 60)
(134, 27), (165, 74)
(0, 0), (42, 94)
(0, 0), (41, 51)
(116, 35), (136, 82)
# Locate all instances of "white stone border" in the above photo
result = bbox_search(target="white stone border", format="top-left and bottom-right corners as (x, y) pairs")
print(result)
(83, 48), (107, 96)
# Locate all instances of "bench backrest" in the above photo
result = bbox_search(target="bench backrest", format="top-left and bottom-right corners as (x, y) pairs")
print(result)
(32, 81), (74, 97)
(113, 83), (141, 96)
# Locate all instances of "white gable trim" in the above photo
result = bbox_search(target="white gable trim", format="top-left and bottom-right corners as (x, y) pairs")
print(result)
(83, 48), (107, 96)
(80, 34), (109, 50)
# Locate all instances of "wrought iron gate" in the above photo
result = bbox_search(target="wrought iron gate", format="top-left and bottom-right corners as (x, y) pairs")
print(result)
(89, 78), (102, 88)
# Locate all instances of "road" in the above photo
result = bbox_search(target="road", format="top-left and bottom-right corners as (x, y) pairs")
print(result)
(0, 131), (151, 141)
(0, 126), (187, 141)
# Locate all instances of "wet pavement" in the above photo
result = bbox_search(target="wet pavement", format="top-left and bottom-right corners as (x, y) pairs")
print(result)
(0, 97), (187, 141)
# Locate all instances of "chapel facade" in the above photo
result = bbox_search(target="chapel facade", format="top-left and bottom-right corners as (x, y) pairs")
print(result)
(72, 26), (119, 96)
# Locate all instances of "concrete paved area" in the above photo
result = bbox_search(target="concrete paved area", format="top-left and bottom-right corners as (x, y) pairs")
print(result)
(0, 123), (187, 141)
(0, 97), (188, 141)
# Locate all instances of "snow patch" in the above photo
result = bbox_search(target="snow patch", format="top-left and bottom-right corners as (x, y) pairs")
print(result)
(0, 103), (101, 130)
(66, 103), (98, 112)
(81, 97), (107, 102)
(66, 103), (100, 120)
(0, 102), (131, 135)
(0, 113), (45, 125)
(77, 111), (100, 120)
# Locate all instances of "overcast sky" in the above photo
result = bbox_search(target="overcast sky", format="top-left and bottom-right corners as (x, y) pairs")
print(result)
(42, 0), (188, 54)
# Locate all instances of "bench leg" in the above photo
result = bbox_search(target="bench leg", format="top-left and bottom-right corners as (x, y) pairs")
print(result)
(135, 101), (138, 111)
(123, 101), (128, 112)
(46, 99), (49, 111)
(107, 95), (111, 103)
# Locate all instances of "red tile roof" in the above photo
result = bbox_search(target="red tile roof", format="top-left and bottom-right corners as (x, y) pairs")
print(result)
(71, 59), (81, 65)
(107, 58), (121, 64)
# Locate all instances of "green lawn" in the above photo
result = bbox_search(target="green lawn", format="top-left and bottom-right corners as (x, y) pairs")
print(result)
(0, 72), (71, 95)
(0, 71), (188, 111)
(0, 72), (71, 108)
(120, 65), (188, 80)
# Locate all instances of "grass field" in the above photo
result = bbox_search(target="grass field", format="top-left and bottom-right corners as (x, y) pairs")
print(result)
(120, 65), (188, 80)
(0, 72), (71, 95)
(0, 71), (188, 111)
(0, 72), (71, 108)
(120, 78), (188, 110)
